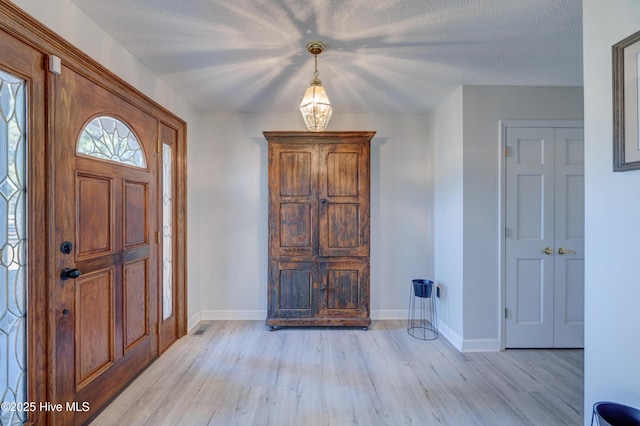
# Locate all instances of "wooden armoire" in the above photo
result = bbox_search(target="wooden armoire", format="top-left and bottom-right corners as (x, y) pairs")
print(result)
(264, 131), (374, 328)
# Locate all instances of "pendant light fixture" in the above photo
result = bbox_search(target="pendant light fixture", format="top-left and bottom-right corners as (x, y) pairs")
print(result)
(299, 41), (332, 131)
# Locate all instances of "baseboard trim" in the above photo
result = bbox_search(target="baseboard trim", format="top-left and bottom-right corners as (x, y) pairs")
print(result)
(188, 311), (202, 333)
(436, 322), (463, 351)
(460, 338), (501, 352)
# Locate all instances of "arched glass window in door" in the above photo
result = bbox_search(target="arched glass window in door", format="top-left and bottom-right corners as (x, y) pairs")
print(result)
(77, 116), (147, 168)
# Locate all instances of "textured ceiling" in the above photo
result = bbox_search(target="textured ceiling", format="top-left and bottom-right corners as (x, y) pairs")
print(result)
(70, 0), (583, 114)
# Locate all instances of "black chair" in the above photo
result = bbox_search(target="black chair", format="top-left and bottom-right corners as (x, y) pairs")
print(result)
(592, 401), (640, 426)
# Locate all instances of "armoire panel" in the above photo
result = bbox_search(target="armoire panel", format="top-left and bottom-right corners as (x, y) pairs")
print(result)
(279, 202), (313, 248)
(280, 151), (312, 196)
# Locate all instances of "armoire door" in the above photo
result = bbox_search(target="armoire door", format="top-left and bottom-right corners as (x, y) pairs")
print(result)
(318, 143), (370, 257)
(268, 143), (318, 261)
(318, 261), (370, 321)
(505, 125), (584, 348)
(268, 261), (317, 319)
(51, 65), (158, 424)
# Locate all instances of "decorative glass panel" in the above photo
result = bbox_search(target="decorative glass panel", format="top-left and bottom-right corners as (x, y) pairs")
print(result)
(77, 116), (147, 167)
(0, 69), (27, 426)
(162, 143), (173, 320)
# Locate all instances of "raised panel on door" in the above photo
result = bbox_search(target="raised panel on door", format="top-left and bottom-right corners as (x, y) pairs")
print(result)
(318, 144), (369, 257)
(76, 173), (114, 259)
(553, 128), (584, 347)
(124, 259), (149, 351)
(75, 268), (115, 390)
(269, 144), (317, 259)
(124, 181), (148, 248)
(505, 127), (555, 348)
(318, 261), (369, 322)
(268, 262), (316, 320)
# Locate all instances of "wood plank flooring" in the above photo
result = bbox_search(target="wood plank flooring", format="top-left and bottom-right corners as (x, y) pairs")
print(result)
(90, 320), (583, 425)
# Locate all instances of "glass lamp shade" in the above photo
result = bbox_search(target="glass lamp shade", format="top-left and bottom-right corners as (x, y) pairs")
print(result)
(299, 81), (332, 131)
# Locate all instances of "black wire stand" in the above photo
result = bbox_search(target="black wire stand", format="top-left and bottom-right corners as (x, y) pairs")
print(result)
(407, 279), (438, 340)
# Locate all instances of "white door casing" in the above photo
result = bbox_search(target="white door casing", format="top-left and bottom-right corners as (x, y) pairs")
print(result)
(503, 122), (584, 348)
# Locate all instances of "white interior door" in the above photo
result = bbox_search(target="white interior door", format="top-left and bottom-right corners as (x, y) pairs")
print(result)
(505, 125), (584, 348)
(552, 128), (585, 347)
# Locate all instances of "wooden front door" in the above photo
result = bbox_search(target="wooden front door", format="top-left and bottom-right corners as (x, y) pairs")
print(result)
(51, 66), (158, 424)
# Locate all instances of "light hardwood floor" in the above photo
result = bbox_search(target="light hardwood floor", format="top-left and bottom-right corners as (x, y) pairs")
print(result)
(90, 320), (583, 425)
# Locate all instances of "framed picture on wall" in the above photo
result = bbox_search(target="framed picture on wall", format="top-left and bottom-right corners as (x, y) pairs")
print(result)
(613, 30), (640, 171)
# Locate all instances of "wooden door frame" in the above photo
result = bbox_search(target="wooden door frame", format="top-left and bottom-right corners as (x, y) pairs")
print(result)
(0, 22), (47, 426)
(158, 122), (187, 353)
(499, 120), (583, 350)
(0, 3), (187, 424)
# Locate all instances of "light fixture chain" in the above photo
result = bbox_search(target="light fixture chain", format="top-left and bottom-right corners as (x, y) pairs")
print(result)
(313, 54), (319, 79)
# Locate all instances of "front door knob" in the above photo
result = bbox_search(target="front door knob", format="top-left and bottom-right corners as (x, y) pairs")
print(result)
(542, 247), (554, 255)
(60, 268), (81, 280)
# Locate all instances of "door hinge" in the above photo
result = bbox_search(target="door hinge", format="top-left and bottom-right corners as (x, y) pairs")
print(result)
(157, 138), (161, 153)
(505, 308), (509, 319)
(505, 146), (510, 157)
(156, 231), (160, 244)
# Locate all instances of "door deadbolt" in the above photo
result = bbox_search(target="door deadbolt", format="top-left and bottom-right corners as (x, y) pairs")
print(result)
(60, 241), (73, 255)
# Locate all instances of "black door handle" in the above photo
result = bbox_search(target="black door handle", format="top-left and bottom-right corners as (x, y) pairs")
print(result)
(60, 268), (81, 280)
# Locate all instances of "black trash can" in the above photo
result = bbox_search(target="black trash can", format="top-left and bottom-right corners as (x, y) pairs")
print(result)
(407, 279), (438, 340)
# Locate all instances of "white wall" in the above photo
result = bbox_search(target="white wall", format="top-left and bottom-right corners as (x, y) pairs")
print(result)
(429, 86), (584, 351)
(191, 112), (434, 326)
(429, 88), (464, 345)
(583, 1), (640, 423)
